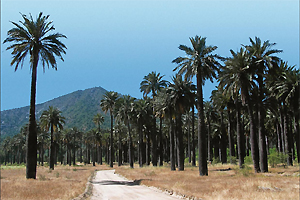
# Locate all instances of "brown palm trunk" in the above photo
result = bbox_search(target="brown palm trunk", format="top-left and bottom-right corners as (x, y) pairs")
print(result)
(191, 106), (196, 166)
(127, 120), (133, 168)
(26, 60), (38, 179)
(49, 126), (55, 170)
(159, 116), (163, 166)
(197, 71), (208, 176)
(110, 114), (114, 168)
(176, 114), (184, 171)
(236, 100), (244, 168)
(169, 116), (175, 171)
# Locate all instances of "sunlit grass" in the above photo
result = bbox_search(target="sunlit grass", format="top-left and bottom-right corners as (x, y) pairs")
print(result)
(115, 163), (300, 200)
(0, 163), (112, 200)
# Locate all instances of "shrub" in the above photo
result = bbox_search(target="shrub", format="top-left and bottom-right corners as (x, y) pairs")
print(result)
(227, 156), (237, 165)
(268, 151), (288, 168)
(244, 156), (253, 164)
(239, 165), (252, 177)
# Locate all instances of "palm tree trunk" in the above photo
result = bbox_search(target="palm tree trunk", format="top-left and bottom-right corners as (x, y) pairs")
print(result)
(236, 100), (244, 168)
(258, 101), (268, 172)
(169, 116), (175, 171)
(146, 132), (150, 166)
(151, 116), (158, 166)
(191, 106), (196, 166)
(50, 126), (55, 170)
(283, 104), (293, 166)
(73, 138), (76, 166)
(276, 119), (282, 153)
(227, 109), (235, 164)
(187, 112), (191, 163)
(207, 114), (212, 163)
(197, 71), (208, 176)
(118, 131), (122, 166)
(110, 114), (114, 168)
(127, 120), (133, 168)
(139, 124), (143, 167)
(60, 141), (63, 164)
(159, 116), (163, 166)
(220, 111), (227, 164)
(246, 97), (260, 172)
(176, 114), (184, 171)
(257, 73), (268, 172)
(26, 61), (38, 179)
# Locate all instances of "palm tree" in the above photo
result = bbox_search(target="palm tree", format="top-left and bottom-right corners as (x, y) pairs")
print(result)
(132, 99), (150, 167)
(167, 74), (196, 171)
(3, 12), (67, 178)
(40, 106), (65, 170)
(270, 61), (299, 165)
(100, 91), (119, 168)
(116, 95), (136, 168)
(244, 37), (282, 172)
(210, 88), (227, 164)
(172, 35), (222, 176)
(219, 47), (260, 171)
(154, 89), (176, 170)
(140, 71), (168, 166)
(93, 113), (105, 165)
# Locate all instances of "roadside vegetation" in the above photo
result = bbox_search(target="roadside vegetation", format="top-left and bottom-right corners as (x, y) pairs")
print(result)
(0, 163), (111, 200)
(1, 161), (299, 200)
(116, 163), (300, 200)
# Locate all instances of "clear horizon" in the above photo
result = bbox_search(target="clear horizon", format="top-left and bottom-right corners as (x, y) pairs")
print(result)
(1, 0), (299, 111)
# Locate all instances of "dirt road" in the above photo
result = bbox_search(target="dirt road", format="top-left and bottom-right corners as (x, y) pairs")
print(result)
(90, 170), (182, 200)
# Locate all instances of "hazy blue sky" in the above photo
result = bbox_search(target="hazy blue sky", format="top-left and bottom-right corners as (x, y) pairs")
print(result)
(1, 0), (299, 111)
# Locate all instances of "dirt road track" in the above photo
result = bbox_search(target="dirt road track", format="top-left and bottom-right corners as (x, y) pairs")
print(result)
(90, 170), (181, 200)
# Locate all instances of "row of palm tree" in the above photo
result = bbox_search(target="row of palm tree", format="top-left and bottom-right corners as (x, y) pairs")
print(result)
(3, 12), (298, 179)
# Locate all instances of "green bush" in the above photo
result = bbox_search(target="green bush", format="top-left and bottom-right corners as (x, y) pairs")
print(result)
(240, 165), (252, 177)
(227, 156), (237, 165)
(244, 155), (253, 164)
(268, 151), (288, 168)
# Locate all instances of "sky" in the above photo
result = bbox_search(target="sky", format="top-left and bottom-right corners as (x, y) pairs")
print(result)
(1, 0), (299, 111)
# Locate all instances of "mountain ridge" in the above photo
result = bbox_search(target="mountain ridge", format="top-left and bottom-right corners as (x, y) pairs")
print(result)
(1, 86), (110, 139)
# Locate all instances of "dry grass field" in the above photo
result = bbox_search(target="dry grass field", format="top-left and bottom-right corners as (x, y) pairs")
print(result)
(1, 163), (299, 200)
(115, 163), (300, 200)
(0, 164), (111, 200)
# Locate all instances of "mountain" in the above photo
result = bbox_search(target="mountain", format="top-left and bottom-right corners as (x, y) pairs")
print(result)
(0, 86), (110, 139)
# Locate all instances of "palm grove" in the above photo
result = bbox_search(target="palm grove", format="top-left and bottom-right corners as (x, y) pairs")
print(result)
(1, 13), (299, 179)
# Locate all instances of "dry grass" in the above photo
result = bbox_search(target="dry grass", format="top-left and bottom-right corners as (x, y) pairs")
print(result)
(1, 162), (299, 200)
(115, 163), (300, 200)
(0, 163), (111, 200)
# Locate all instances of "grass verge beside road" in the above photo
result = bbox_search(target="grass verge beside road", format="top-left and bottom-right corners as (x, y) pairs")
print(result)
(1, 163), (299, 200)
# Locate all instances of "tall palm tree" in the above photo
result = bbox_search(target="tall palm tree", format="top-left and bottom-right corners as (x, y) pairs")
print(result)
(3, 12), (67, 178)
(116, 95), (136, 168)
(100, 91), (119, 168)
(210, 88), (227, 164)
(244, 37), (282, 172)
(93, 113), (105, 165)
(219, 47), (260, 172)
(154, 89), (176, 170)
(40, 106), (65, 170)
(172, 35), (222, 176)
(132, 98), (150, 167)
(167, 75), (196, 171)
(140, 71), (168, 166)
(270, 61), (299, 165)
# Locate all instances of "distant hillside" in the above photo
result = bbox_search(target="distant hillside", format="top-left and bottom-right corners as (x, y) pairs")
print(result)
(1, 86), (110, 139)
